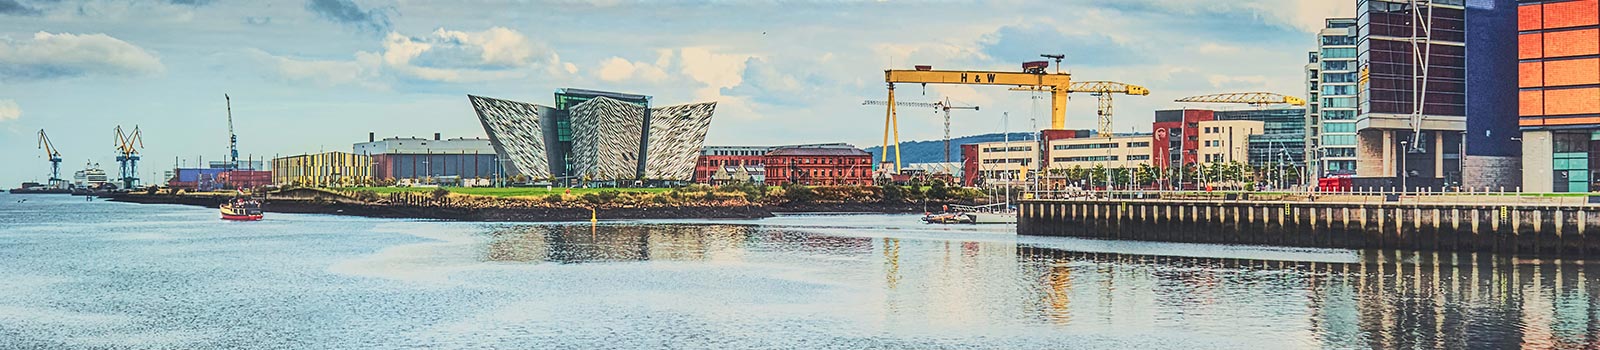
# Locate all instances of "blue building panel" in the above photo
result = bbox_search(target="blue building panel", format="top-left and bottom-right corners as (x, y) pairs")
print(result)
(1467, 0), (1519, 157)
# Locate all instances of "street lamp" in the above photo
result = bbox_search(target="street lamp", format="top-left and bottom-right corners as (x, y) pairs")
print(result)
(1399, 140), (1409, 194)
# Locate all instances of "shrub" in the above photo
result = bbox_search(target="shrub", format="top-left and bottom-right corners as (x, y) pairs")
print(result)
(581, 193), (602, 204)
(880, 184), (906, 203)
(353, 190), (380, 202)
(430, 187), (451, 201)
(544, 194), (563, 204)
(783, 184), (816, 203)
(926, 179), (950, 200)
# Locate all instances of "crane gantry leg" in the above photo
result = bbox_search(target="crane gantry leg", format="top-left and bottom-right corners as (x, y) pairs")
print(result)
(1050, 88), (1068, 130)
(882, 83), (896, 168)
(890, 87), (903, 173)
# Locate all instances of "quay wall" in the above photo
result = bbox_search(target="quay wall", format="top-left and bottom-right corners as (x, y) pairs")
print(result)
(1018, 199), (1600, 257)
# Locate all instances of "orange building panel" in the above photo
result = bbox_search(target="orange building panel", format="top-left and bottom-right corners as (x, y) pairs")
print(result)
(1520, 3), (1544, 32)
(1544, 58), (1600, 87)
(1544, 29), (1600, 58)
(1520, 33), (1544, 59)
(1544, 87), (1600, 115)
(1521, 117), (1546, 127)
(1545, 116), (1600, 126)
(1521, 90), (1545, 117)
(1521, 61), (1544, 88)
(1544, 0), (1600, 29)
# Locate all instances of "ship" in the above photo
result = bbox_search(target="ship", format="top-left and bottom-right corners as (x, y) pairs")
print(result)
(72, 162), (110, 189)
(220, 197), (264, 221)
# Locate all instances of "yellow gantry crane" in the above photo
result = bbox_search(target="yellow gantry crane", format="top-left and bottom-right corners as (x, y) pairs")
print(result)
(114, 125), (144, 189)
(1010, 81), (1150, 137)
(37, 129), (64, 188)
(1175, 92), (1306, 107)
(879, 55), (1072, 172)
(862, 97), (979, 163)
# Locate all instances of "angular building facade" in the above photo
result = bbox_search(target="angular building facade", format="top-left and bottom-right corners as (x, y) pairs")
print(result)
(469, 95), (552, 179)
(1354, 0), (1468, 189)
(568, 96), (647, 180)
(468, 89), (715, 183)
(645, 102), (717, 180)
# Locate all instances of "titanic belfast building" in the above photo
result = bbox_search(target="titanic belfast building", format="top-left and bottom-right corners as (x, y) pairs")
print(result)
(469, 88), (716, 182)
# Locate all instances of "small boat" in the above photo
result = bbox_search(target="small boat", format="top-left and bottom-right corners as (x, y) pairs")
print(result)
(220, 197), (263, 221)
(922, 203), (1017, 225)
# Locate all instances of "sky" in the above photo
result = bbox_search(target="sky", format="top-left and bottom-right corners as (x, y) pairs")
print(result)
(0, 0), (1352, 186)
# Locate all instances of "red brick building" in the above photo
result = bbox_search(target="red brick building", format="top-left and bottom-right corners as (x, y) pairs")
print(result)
(764, 146), (874, 186)
(1152, 109), (1215, 169)
(693, 146), (772, 184)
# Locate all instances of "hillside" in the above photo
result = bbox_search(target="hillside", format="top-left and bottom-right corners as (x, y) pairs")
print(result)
(864, 132), (1035, 165)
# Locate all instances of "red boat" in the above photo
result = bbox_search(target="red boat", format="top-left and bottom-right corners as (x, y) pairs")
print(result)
(220, 197), (263, 221)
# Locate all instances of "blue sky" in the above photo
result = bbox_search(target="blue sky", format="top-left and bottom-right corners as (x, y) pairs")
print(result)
(0, 0), (1350, 186)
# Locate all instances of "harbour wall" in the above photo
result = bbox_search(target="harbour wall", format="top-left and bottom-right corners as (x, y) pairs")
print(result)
(1018, 199), (1600, 257)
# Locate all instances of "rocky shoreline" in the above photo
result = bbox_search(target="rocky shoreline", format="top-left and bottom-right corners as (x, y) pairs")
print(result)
(105, 193), (952, 222)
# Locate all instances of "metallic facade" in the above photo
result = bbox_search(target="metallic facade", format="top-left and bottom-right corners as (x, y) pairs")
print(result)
(468, 95), (552, 179)
(568, 96), (646, 180)
(645, 102), (717, 180)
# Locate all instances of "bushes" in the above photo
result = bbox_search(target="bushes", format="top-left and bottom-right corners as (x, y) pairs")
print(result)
(353, 190), (381, 202)
(782, 183), (816, 203)
(430, 187), (450, 201)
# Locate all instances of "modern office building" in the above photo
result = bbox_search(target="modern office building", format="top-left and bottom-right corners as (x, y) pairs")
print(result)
(1152, 109), (1215, 170)
(352, 133), (498, 184)
(1196, 120), (1265, 164)
(1216, 108), (1307, 167)
(1044, 134), (1154, 170)
(1354, 1), (1468, 189)
(468, 89), (716, 183)
(1306, 49), (1322, 178)
(763, 145), (875, 186)
(270, 152), (372, 187)
(968, 140), (1040, 185)
(1465, 0), (1521, 189)
(1312, 18), (1360, 177)
(1518, 0), (1600, 192)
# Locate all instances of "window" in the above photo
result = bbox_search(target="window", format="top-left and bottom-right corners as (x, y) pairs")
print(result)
(1322, 60), (1352, 71)
(1323, 97), (1357, 108)
(1128, 155), (1151, 161)
(1321, 85), (1356, 95)
(1323, 110), (1355, 120)
(1321, 47), (1357, 59)
(1323, 122), (1356, 133)
(1321, 35), (1355, 46)
(1125, 142), (1150, 148)
(1322, 135), (1356, 146)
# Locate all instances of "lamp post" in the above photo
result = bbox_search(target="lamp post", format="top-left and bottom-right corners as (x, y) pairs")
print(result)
(1399, 140), (1409, 194)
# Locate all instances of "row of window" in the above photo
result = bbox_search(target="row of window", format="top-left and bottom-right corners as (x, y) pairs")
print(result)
(981, 158), (1032, 165)
(1054, 156), (1117, 162)
(982, 146), (1033, 153)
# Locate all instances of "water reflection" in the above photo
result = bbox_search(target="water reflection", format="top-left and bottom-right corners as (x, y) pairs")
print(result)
(1019, 247), (1600, 349)
(481, 222), (1600, 348)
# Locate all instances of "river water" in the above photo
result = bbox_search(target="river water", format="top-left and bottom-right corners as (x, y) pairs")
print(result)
(2, 193), (1599, 349)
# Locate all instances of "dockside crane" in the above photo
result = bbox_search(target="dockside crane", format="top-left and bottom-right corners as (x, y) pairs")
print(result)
(878, 54), (1073, 171)
(1175, 92), (1306, 107)
(862, 97), (979, 163)
(1010, 81), (1150, 137)
(37, 129), (63, 188)
(225, 94), (239, 169)
(114, 125), (144, 189)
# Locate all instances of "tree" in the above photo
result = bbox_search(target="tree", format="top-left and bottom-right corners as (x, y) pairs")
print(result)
(881, 184), (906, 202)
(927, 179), (951, 200)
(430, 187), (450, 201)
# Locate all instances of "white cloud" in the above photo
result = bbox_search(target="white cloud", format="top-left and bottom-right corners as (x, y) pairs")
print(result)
(679, 47), (749, 91)
(0, 32), (164, 81)
(0, 99), (19, 122)
(250, 26), (562, 87)
(374, 27), (557, 83)
(595, 56), (668, 83)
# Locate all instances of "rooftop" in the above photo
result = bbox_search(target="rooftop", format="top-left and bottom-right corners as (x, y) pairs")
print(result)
(767, 146), (870, 157)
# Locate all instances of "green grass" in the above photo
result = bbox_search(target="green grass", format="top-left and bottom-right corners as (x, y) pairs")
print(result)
(335, 186), (671, 198)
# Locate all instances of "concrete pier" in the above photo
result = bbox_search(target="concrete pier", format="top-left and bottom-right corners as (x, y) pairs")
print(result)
(1017, 198), (1600, 257)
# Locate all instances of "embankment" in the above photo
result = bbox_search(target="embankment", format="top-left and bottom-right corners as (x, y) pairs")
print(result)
(107, 192), (949, 222)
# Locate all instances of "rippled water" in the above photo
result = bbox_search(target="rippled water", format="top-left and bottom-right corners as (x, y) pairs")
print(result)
(2, 193), (1599, 349)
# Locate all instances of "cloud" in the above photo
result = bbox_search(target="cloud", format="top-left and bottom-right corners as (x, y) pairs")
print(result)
(0, 99), (18, 122)
(306, 0), (391, 33)
(595, 53), (669, 83)
(721, 56), (837, 107)
(0, 31), (164, 82)
(980, 24), (1145, 67)
(248, 26), (561, 87)
(377, 27), (558, 83)
(0, 0), (39, 15)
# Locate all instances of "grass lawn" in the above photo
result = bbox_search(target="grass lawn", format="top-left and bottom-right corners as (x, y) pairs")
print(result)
(335, 186), (672, 198)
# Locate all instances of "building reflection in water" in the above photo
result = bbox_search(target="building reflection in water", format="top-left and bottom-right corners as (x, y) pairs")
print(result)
(481, 223), (1600, 348)
(1018, 246), (1600, 349)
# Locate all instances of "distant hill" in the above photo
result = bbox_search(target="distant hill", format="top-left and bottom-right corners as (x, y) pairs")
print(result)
(864, 132), (1035, 165)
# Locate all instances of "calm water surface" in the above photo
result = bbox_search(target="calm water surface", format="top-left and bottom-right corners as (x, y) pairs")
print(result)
(2, 193), (1599, 349)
